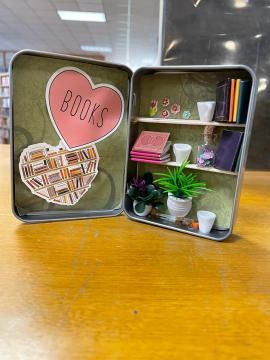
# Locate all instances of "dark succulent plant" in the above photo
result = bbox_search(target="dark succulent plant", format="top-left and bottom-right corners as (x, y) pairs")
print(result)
(154, 160), (209, 199)
(127, 173), (163, 213)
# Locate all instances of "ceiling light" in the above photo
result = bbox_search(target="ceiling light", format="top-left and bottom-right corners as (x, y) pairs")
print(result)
(254, 33), (262, 38)
(234, 0), (249, 8)
(81, 45), (112, 53)
(224, 40), (237, 51)
(193, 0), (201, 7)
(258, 78), (267, 92)
(57, 11), (106, 22)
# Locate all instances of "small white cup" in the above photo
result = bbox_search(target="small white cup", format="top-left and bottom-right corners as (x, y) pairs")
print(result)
(197, 210), (216, 234)
(173, 143), (192, 165)
(197, 101), (216, 122)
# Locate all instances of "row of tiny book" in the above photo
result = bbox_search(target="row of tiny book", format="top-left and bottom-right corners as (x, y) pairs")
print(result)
(214, 78), (251, 124)
(130, 130), (243, 172)
(1, 98), (10, 108)
(22, 146), (96, 162)
(24, 172), (96, 193)
(21, 146), (97, 186)
(0, 75), (9, 87)
(21, 160), (97, 183)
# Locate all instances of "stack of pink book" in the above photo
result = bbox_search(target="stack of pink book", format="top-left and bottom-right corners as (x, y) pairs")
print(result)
(130, 131), (171, 164)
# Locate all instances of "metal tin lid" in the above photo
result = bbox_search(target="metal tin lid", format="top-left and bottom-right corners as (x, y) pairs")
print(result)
(10, 50), (132, 222)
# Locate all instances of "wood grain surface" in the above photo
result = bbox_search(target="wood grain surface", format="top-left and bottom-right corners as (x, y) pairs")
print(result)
(0, 144), (270, 359)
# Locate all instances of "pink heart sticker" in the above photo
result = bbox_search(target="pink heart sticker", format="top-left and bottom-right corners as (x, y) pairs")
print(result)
(46, 67), (124, 149)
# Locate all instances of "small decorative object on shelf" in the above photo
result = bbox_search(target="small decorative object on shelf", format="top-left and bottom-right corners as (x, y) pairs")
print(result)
(171, 103), (180, 115)
(182, 110), (191, 120)
(197, 126), (216, 168)
(173, 143), (192, 165)
(149, 99), (158, 117)
(149, 212), (203, 231)
(161, 109), (170, 118)
(154, 160), (209, 218)
(197, 101), (216, 122)
(197, 210), (216, 234)
(127, 173), (163, 217)
(161, 96), (170, 107)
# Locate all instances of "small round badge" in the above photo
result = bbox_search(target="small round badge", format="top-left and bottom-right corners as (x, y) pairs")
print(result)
(162, 109), (170, 118)
(162, 97), (170, 107)
(183, 110), (191, 120)
(171, 103), (180, 115)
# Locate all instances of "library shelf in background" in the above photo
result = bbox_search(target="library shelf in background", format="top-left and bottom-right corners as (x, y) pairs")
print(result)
(0, 72), (10, 144)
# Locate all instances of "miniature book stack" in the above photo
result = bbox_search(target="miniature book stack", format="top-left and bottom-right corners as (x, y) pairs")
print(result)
(130, 131), (171, 164)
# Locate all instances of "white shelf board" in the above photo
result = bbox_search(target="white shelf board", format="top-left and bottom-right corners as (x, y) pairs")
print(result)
(166, 162), (237, 175)
(134, 117), (246, 127)
(131, 158), (237, 176)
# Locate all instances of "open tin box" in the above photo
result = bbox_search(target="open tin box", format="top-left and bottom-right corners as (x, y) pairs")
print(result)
(10, 50), (257, 241)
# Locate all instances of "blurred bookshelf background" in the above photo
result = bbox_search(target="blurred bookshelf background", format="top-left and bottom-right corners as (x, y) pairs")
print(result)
(0, 0), (269, 168)
(0, 0), (162, 144)
(0, 53), (12, 144)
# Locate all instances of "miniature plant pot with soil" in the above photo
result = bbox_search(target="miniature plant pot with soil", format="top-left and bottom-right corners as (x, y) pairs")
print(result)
(154, 161), (209, 218)
(127, 173), (163, 217)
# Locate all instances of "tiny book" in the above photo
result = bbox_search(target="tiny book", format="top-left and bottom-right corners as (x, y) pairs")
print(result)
(214, 78), (231, 122)
(233, 79), (241, 122)
(228, 79), (236, 122)
(236, 80), (251, 124)
(234, 142), (243, 172)
(130, 157), (170, 164)
(130, 141), (172, 158)
(215, 130), (244, 171)
(131, 131), (170, 154)
(130, 153), (170, 161)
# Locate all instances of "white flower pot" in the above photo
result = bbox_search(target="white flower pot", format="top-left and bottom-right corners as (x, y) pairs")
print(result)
(133, 200), (152, 217)
(167, 195), (192, 217)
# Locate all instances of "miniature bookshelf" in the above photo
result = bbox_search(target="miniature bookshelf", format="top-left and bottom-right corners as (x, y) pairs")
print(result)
(125, 67), (253, 237)
(0, 72), (10, 144)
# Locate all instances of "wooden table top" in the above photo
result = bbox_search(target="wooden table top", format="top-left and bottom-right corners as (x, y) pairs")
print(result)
(0, 144), (270, 359)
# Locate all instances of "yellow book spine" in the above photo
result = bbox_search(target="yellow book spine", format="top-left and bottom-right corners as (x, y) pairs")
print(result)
(233, 79), (240, 123)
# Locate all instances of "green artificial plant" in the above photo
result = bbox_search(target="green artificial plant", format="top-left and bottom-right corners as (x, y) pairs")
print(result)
(127, 173), (163, 213)
(154, 160), (209, 199)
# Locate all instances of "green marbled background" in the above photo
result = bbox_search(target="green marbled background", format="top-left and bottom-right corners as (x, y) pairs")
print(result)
(139, 71), (250, 119)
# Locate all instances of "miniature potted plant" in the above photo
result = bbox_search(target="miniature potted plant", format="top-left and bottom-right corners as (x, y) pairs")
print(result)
(154, 161), (209, 217)
(127, 173), (163, 217)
